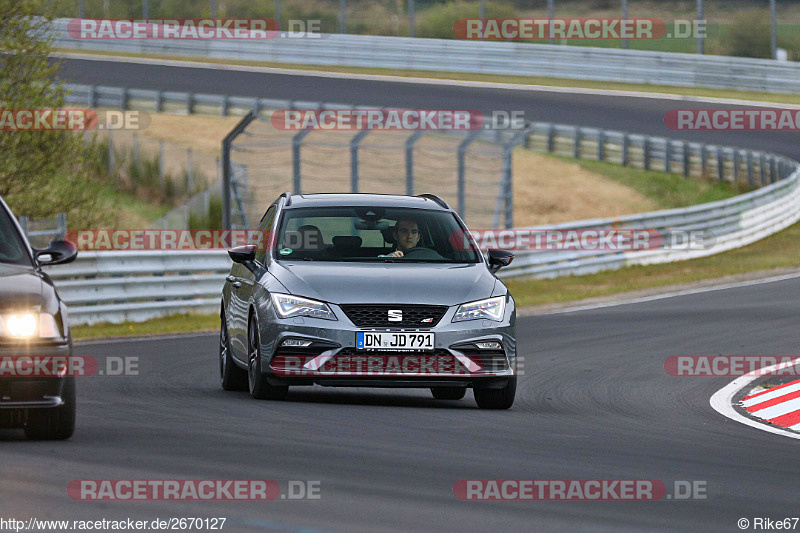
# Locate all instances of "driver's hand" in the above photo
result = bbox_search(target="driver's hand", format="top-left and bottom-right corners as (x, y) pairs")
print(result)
(389, 250), (404, 258)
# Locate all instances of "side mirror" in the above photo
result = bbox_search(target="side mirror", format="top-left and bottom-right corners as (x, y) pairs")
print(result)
(487, 249), (514, 273)
(36, 240), (78, 266)
(228, 244), (262, 274)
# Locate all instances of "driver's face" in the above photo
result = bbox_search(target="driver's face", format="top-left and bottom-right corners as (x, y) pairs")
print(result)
(394, 220), (420, 252)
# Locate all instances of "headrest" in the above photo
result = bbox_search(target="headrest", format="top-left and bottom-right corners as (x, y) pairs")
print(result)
(380, 226), (395, 243)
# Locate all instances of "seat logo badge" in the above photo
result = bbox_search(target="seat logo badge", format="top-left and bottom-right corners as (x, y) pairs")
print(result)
(388, 309), (402, 322)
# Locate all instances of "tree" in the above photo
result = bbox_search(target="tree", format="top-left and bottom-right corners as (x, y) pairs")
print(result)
(0, 0), (106, 225)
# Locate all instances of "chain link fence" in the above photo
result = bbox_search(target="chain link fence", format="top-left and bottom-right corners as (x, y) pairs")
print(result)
(228, 113), (510, 229)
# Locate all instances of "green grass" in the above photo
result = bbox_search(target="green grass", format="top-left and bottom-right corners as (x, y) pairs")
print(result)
(551, 155), (749, 209)
(72, 313), (218, 340)
(55, 48), (800, 106)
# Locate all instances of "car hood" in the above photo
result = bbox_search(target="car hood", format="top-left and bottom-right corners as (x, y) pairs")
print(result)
(269, 261), (496, 306)
(0, 263), (45, 310)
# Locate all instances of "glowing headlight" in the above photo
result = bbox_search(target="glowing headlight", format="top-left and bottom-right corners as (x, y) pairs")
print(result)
(5, 313), (37, 337)
(0, 313), (61, 338)
(270, 293), (337, 321)
(452, 297), (505, 323)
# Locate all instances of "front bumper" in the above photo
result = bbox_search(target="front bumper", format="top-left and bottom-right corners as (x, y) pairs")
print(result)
(0, 340), (71, 410)
(256, 300), (517, 388)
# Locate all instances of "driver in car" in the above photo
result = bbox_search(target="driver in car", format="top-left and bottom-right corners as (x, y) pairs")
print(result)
(380, 217), (445, 260)
(386, 217), (420, 258)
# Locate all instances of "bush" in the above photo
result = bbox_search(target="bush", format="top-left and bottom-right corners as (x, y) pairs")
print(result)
(719, 9), (771, 58)
(415, 0), (517, 40)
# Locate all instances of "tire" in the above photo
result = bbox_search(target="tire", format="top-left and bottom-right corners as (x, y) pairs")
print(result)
(247, 315), (288, 401)
(24, 377), (76, 440)
(220, 311), (247, 391)
(430, 387), (467, 400)
(474, 377), (516, 410)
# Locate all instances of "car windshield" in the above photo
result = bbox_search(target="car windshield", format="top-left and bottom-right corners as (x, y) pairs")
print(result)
(274, 207), (482, 263)
(0, 204), (31, 266)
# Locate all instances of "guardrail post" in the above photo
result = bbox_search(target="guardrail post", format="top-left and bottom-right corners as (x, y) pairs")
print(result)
(132, 133), (139, 170)
(187, 149), (194, 193)
(597, 130), (605, 161)
(716, 148), (724, 182)
(643, 138), (650, 170)
(547, 124), (555, 153)
(155, 90), (163, 112)
(732, 150), (740, 183)
(221, 95), (229, 117)
(292, 127), (314, 196)
(770, 157), (777, 183)
(187, 93), (194, 115)
(88, 85), (96, 108)
(222, 111), (258, 229)
(350, 130), (371, 193)
(621, 133), (629, 166)
(573, 127), (581, 159)
(701, 144), (708, 178)
(159, 140), (165, 184)
(107, 130), (114, 174)
(664, 140), (671, 174)
(746, 152), (754, 187)
(457, 130), (480, 220)
(682, 142), (690, 178)
(405, 131), (425, 196)
(759, 153), (767, 186)
(121, 87), (128, 110)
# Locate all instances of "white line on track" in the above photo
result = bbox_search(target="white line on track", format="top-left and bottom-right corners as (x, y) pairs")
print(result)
(52, 51), (800, 109)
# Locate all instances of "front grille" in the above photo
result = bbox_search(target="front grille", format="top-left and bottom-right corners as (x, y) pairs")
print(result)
(340, 305), (448, 328)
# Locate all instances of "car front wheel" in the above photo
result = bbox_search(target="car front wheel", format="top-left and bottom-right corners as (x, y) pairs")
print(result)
(248, 315), (288, 401)
(474, 376), (516, 410)
(220, 310), (247, 391)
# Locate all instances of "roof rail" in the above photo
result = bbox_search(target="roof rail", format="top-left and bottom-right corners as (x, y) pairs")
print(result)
(280, 191), (292, 206)
(415, 194), (449, 209)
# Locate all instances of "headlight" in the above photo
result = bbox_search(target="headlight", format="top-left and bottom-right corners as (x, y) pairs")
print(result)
(0, 312), (61, 338)
(452, 296), (505, 323)
(270, 293), (337, 321)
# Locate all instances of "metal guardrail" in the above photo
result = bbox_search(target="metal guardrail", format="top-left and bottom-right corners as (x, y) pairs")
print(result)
(45, 250), (231, 325)
(49, 18), (800, 94)
(46, 147), (798, 324)
(53, 83), (800, 323)
(498, 167), (800, 279)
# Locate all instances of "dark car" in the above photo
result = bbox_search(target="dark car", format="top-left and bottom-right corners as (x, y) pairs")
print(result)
(0, 196), (77, 439)
(219, 193), (517, 409)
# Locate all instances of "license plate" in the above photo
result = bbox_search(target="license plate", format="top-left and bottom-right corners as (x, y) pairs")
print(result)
(356, 332), (434, 351)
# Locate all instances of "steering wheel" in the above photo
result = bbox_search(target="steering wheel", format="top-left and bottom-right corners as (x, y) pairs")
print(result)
(400, 247), (427, 258)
